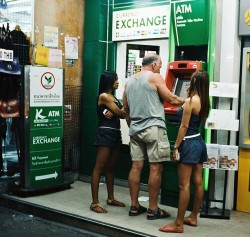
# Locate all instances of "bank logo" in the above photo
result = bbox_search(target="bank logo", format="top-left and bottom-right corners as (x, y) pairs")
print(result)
(35, 109), (47, 120)
(41, 72), (55, 90)
(244, 9), (250, 26)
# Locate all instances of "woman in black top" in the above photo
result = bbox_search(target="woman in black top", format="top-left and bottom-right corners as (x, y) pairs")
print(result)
(90, 70), (125, 213)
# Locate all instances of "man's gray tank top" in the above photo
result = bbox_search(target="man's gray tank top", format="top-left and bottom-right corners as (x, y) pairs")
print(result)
(125, 71), (166, 136)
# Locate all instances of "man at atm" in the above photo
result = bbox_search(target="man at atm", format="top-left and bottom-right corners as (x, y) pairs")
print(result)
(123, 53), (184, 219)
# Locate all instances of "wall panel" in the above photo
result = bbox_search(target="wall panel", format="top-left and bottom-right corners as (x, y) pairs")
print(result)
(34, 0), (85, 86)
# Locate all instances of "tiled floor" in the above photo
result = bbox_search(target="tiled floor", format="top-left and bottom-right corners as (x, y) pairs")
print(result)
(1, 181), (250, 237)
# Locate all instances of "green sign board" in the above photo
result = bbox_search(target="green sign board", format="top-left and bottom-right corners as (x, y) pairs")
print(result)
(171, 0), (209, 46)
(28, 67), (63, 188)
(29, 128), (62, 187)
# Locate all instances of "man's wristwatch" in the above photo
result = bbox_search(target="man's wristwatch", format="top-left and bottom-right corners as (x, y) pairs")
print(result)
(174, 144), (178, 149)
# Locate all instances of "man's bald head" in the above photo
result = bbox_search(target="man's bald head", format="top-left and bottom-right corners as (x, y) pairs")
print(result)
(142, 53), (161, 66)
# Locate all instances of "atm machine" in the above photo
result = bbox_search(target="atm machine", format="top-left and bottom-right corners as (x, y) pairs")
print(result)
(164, 60), (205, 148)
(164, 60), (205, 114)
(161, 60), (206, 209)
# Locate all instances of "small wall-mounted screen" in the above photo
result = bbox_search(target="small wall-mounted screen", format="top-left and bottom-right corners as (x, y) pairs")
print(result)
(174, 78), (190, 99)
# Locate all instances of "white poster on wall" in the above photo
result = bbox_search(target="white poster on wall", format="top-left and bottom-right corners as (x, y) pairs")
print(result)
(44, 26), (59, 48)
(65, 37), (78, 59)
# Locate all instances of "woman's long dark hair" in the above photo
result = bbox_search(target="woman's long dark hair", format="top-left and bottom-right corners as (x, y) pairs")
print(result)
(188, 70), (210, 125)
(98, 70), (117, 96)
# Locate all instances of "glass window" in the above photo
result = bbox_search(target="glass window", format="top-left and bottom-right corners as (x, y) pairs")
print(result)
(0, 0), (33, 37)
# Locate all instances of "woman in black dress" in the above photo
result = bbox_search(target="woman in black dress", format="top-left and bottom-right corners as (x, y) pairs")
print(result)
(90, 70), (125, 213)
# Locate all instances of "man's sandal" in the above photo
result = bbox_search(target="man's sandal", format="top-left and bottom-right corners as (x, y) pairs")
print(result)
(90, 203), (107, 213)
(147, 207), (170, 220)
(129, 205), (147, 216)
(107, 199), (125, 207)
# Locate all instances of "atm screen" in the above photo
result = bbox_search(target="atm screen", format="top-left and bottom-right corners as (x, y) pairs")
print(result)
(174, 78), (190, 99)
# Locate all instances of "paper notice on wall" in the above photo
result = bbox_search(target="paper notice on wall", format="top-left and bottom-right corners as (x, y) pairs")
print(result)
(65, 37), (78, 59)
(44, 26), (59, 48)
(48, 48), (62, 68)
(35, 45), (49, 66)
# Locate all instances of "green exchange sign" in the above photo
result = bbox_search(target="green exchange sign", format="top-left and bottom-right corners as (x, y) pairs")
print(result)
(29, 107), (63, 187)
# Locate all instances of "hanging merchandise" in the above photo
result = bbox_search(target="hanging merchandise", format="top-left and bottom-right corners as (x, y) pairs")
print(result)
(0, 57), (21, 75)
(10, 25), (30, 66)
(5, 23), (12, 50)
(0, 23), (23, 177)
(0, 117), (7, 139)
(0, 23), (21, 75)
(0, 24), (6, 49)
(0, 117), (7, 173)
(0, 75), (20, 176)
(0, 99), (19, 118)
(0, 75), (20, 118)
(0, 23), (13, 50)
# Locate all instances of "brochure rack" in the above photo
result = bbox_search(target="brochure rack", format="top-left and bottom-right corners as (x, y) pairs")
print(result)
(200, 83), (239, 219)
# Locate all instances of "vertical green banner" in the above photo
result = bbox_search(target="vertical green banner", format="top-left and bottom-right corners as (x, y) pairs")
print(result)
(29, 67), (63, 188)
(171, 0), (209, 46)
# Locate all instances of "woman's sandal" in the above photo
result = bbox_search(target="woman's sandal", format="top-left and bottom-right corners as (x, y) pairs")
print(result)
(147, 207), (170, 220)
(183, 217), (197, 227)
(129, 205), (147, 216)
(107, 199), (125, 207)
(159, 224), (184, 233)
(90, 203), (107, 213)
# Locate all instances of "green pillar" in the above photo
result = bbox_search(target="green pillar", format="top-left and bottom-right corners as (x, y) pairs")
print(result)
(80, 0), (116, 175)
